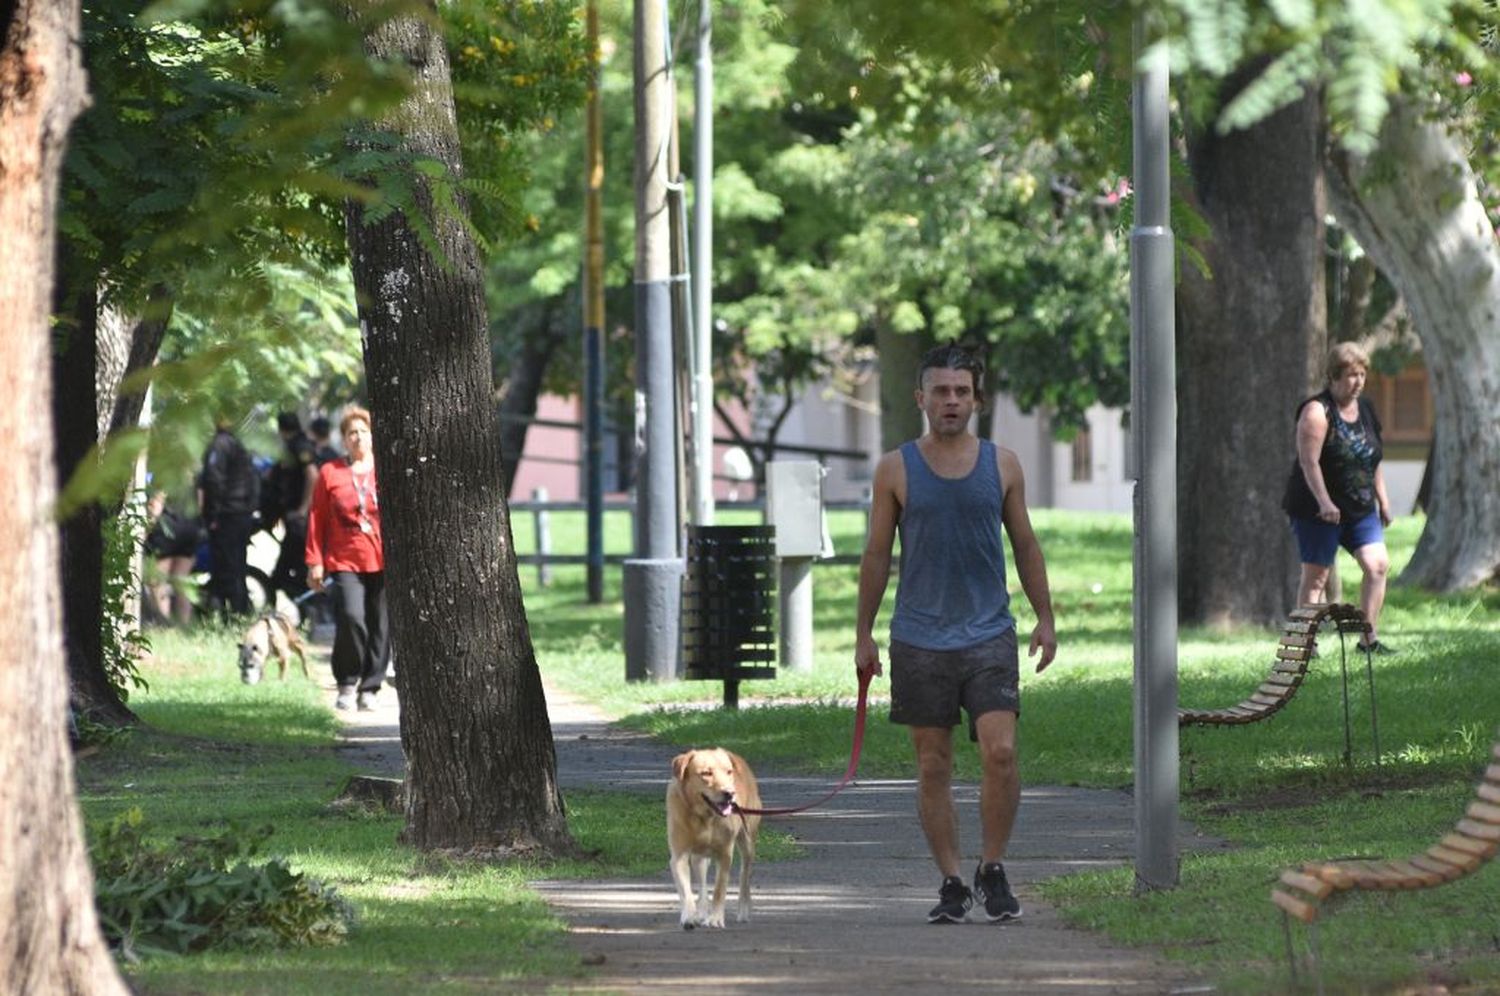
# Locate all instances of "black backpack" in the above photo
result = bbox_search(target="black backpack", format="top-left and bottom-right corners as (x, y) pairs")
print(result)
(257, 460), (283, 532)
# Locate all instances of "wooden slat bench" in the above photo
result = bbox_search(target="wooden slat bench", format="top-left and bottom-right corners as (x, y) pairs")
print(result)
(1270, 737), (1500, 990)
(1179, 603), (1370, 728)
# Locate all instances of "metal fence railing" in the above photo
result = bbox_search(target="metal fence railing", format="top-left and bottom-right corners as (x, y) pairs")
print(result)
(507, 494), (874, 586)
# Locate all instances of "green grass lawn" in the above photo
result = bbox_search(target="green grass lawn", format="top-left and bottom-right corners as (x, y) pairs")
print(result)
(76, 628), (794, 994)
(524, 507), (1500, 992)
(78, 507), (1500, 993)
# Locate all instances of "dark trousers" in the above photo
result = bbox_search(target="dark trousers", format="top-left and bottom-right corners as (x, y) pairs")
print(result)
(329, 570), (390, 693)
(272, 516), (309, 601)
(208, 512), (256, 616)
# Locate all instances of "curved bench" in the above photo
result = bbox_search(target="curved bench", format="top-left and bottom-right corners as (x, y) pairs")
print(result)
(1178, 603), (1370, 727)
(1270, 737), (1500, 984)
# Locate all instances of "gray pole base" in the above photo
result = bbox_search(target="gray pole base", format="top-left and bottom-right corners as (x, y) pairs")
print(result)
(623, 557), (685, 683)
(779, 557), (813, 674)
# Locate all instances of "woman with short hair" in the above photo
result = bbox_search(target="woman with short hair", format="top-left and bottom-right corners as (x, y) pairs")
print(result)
(1282, 342), (1395, 653)
(305, 406), (391, 709)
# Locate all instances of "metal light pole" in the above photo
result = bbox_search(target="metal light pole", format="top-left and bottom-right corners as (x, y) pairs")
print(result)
(1130, 17), (1180, 891)
(624, 0), (683, 681)
(690, 0), (715, 526)
(582, 0), (606, 605)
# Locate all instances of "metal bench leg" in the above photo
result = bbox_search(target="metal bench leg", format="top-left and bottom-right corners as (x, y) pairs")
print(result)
(1310, 920), (1324, 996)
(1364, 644), (1382, 768)
(1338, 636), (1353, 768)
(1281, 909), (1299, 985)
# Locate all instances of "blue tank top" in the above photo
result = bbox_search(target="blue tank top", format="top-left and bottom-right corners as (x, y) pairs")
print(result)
(889, 439), (1015, 651)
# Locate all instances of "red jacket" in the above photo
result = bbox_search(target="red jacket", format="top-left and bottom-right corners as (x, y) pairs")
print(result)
(305, 459), (384, 573)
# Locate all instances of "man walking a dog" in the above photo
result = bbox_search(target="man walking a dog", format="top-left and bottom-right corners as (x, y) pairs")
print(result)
(855, 343), (1058, 924)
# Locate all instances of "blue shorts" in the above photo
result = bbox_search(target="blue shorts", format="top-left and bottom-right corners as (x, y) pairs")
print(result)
(1289, 511), (1384, 566)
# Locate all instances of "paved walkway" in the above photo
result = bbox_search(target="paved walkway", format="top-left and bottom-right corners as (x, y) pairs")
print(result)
(332, 677), (1226, 995)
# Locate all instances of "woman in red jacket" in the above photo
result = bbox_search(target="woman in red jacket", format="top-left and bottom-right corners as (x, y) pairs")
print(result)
(305, 407), (390, 711)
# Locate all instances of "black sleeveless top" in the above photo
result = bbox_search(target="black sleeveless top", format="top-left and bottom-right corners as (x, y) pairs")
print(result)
(1282, 390), (1383, 519)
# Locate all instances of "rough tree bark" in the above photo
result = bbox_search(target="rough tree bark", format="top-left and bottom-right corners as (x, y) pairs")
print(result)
(344, 4), (572, 854)
(52, 281), (120, 723)
(1326, 99), (1500, 591)
(1176, 77), (1327, 626)
(53, 268), (172, 725)
(0, 0), (130, 988)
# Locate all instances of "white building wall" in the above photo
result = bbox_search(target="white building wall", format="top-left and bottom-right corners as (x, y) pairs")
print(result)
(761, 376), (881, 504)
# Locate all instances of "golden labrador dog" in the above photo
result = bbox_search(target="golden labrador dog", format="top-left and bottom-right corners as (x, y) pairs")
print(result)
(667, 747), (761, 929)
(238, 611), (309, 685)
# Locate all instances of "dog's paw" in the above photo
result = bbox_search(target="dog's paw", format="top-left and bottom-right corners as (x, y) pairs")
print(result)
(702, 911), (726, 929)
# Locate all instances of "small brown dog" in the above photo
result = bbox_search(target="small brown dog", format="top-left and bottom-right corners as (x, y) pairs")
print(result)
(238, 611), (309, 685)
(666, 747), (761, 929)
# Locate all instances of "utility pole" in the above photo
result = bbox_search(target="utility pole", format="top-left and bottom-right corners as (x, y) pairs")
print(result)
(582, 0), (606, 605)
(624, 0), (683, 681)
(689, 0), (714, 526)
(1130, 16), (1180, 891)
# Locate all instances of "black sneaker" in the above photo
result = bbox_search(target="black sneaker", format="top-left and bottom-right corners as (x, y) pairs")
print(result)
(926, 875), (973, 924)
(1359, 639), (1396, 656)
(974, 861), (1022, 922)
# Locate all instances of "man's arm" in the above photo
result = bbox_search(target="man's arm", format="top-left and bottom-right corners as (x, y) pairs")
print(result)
(200, 438), (227, 516)
(999, 447), (1057, 672)
(295, 460), (318, 518)
(855, 452), (902, 678)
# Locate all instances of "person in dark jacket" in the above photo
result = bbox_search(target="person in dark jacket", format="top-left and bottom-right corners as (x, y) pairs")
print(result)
(271, 412), (319, 603)
(1282, 341), (1395, 653)
(197, 417), (260, 617)
(309, 415), (342, 467)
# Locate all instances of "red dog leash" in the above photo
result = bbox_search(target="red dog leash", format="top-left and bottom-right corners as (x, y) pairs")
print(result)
(731, 668), (871, 817)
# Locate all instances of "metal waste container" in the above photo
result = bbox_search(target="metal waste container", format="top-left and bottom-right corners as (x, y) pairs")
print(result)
(681, 524), (776, 708)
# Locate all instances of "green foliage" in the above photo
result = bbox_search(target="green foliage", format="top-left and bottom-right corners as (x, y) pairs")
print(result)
(446, 0), (592, 243)
(486, 3), (1131, 438)
(62, 0), (404, 310)
(60, 261), (367, 511)
(73, 713), (135, 751)
(1158, 0), (1500, 153)
(90, 807), (353, 963)
(99, 492), (153, 704)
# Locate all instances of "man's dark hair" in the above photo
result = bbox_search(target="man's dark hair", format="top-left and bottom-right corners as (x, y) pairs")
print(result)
(309, 416), (331, 438)
(917, 344), (985, 393)
(277, 411), (302, 434)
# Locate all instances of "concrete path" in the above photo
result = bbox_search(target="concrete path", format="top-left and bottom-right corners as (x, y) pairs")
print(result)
(332, 678), (1226, 995)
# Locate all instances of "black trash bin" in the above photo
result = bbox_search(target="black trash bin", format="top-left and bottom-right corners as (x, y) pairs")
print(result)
(681, 524), (776, 708)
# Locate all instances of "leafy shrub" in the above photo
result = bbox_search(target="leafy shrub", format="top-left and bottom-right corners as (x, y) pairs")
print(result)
(101, 492), (151, 702)
(90, 808), (353, 962)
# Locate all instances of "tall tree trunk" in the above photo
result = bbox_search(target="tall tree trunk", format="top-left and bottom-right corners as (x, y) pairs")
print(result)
(1176, 77), (1326, 626)
(344, 4), (572, 854)
(0, 0), (130, 988)
(103, 288), (172, 437)
(496, 299), (564, 497)
(875, 322), (930, 450)
(52, 279), (122, 723)
(53, 267), (171, 725)
(1325, 100), (1500, 592)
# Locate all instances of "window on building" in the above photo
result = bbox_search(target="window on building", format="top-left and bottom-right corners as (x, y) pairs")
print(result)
(1071, 428), (1093, 483)
(1366, 363), (1433, 446)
